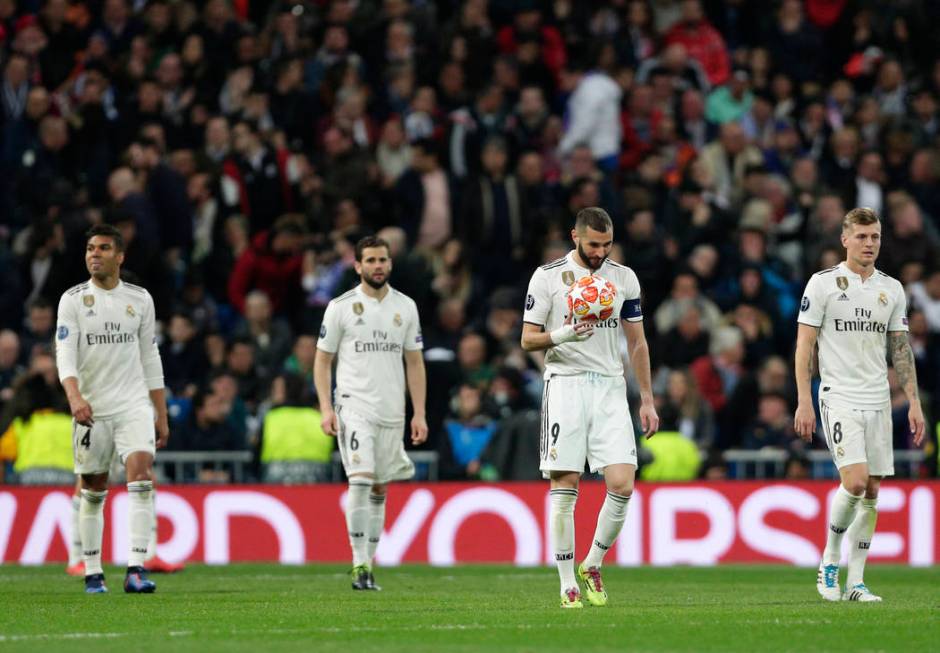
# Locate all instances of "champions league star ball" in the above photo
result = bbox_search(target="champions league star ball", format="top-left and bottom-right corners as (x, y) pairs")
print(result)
(566, 274), (617, 322)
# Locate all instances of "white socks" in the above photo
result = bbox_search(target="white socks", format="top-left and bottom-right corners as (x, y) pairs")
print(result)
(550, 488), (578, 594)
(79, 489), (107, 575)
(69, 494), (82, 566)
(346, 480), (372, 568)
(823, 485), (863, 565)
(583, 491), (631, 569)
(367, 492), (387, 564)
(846, 497), (878, 586)
(146, 490), (158, 560)
(127, 481), (153, 568)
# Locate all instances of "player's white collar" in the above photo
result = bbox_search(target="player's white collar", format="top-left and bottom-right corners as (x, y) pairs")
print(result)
(356, 283), (393, 303)
(838, 261), (879, 282)
(87, 277), (123, 293)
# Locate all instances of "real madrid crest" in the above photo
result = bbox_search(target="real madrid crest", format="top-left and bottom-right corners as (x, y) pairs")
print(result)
(878, 292), (888, 306)
(393, 313), (402, 326)
(353, 302), (364, 315)
(836, 277), (848, 291)
(836, 446), (844, 458)
(562, 271), (575, 286)
(83, 295), (95, 307)
(549, 448), (557, 461)
(126, 304), (135, 317)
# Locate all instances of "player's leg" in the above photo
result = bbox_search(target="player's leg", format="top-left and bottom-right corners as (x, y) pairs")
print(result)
(67, 476), (85, 576)
(123, 451), (157, 593)
(541, 376), (586, 608)
(550, 471), (582, 608)
(817, 402), (867, 600)
(843, 475), (881, 601)
(74, 418), (114, 593)
(335, 408), (379, 589)
(578, 463), (634, 607)
(580, 377), (637, 606)
(366, 482), (387, 590)
(844, 408), (892, 601)
(116, 407), (159, 593)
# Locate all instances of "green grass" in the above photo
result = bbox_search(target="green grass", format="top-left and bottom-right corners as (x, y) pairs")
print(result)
(0, 564), (938, 652)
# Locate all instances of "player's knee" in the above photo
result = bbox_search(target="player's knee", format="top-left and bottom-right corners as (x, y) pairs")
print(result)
(844, 477), (868, 497)
(608, 480), (634, 497)
(371, 483), (387, 496)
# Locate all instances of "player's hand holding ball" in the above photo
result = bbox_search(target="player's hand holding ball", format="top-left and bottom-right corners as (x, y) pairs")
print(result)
(550, 322), (594, 345)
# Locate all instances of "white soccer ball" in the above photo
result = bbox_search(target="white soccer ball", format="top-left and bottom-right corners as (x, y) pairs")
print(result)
(566, 274), (617, 323)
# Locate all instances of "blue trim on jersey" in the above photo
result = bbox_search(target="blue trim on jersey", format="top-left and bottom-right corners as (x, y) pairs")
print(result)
(620, 298), (642, 319)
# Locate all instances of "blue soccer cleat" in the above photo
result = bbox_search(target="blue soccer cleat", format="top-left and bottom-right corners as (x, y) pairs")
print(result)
(84, 573), (108, 594)
(124, 566), (156, 593)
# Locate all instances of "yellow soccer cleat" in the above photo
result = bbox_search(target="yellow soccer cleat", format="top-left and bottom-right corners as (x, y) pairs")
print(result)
(577, 563), (608, 607)
(560, 587), (583, 608)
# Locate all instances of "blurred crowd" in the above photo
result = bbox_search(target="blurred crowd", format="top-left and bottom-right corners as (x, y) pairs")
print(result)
(1, 0), (939, 483)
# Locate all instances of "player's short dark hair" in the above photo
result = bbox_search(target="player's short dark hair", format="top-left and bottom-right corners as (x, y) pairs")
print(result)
(843, 207), (880, 232)
(575, 207), (613, 234)
(355, 235), (390, 261)
(85, 224), (125, 252)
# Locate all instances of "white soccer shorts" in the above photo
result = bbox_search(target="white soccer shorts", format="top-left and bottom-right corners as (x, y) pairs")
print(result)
(539, 372), (638, 476)
(819, 399), (894, 476)
(335, 406), (415, 483)
(73, 405), (156, 474)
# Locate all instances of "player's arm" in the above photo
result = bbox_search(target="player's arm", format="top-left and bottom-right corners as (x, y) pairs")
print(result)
(404, 349), (428, 445)
(622, 320), (659, 438)
(313, 349), (336, 435)
(520, 322), (592, 351)
(314, 302), (342, 436)
(793, 323), (819, 442)
(55, 294), (93, 426)
(887, 331), (925, 446)
(139, 292), (169, 448)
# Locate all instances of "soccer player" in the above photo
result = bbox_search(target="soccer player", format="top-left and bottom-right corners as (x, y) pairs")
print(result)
(795, 207), (925, 602)
(521, 208), (659, 608)
(314, 235), (427, 591)
(55, 224), (170, 594)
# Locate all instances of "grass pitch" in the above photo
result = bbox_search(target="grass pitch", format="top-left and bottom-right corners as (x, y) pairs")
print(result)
(0, 564), (937, 652)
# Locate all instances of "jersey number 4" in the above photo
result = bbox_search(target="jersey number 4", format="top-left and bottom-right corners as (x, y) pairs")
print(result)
(79, 428), (91, 449)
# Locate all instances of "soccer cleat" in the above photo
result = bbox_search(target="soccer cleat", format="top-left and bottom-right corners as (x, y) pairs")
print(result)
(559, 587), (583, 609)
(144, 555), (185, 573)
(816, 563), (841, 601)
(66, 561), (86, 577)
(124, 566), (156, 593)
(351, 565), (372, 590)
(843, 583), (882, 602)
(577, 563), (608, 607)
(365, 571), (382, 591)
(84, 573), (108, 594)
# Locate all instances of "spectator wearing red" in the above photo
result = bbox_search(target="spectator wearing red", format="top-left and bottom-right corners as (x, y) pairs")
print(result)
(496, 4), (566, 81)
(228, 219), (304, 317)
(664, 0), (730, 87)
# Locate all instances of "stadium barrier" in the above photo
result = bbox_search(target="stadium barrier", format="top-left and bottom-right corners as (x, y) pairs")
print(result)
(1, 481), (936, 566)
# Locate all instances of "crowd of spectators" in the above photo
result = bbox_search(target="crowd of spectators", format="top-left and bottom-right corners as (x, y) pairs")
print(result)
(1, 0), (939, 482)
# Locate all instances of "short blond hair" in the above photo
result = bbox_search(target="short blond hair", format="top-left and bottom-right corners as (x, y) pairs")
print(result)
(842, 207), (880, 232)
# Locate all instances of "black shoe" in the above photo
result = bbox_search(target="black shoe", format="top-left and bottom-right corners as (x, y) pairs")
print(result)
(365, 571), (382, 591)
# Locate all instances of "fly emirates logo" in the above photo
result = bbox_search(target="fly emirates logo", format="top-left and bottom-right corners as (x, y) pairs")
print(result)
(354, 329), (402, 354)
(834, 307), (887, 333)
(86, 321), (136, 345)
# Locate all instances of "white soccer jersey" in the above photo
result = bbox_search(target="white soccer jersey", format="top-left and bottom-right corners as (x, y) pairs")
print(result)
(523, 251), (643, 378)
(55, 280), (164, 418)
(798, 262), (908, 409)
(317, 285), (423, 426)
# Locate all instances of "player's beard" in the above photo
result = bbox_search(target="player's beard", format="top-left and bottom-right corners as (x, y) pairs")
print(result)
(577, 242), (607, 271)
(362, 273), (388, 290)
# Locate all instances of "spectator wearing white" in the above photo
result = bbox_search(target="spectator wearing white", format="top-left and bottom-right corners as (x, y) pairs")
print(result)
(558, 60), (622, 172)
